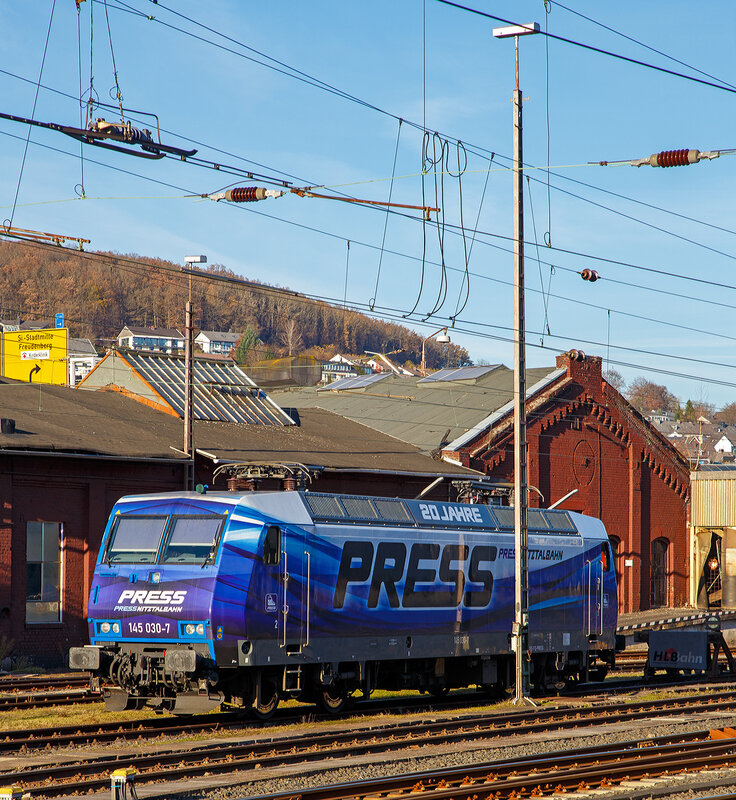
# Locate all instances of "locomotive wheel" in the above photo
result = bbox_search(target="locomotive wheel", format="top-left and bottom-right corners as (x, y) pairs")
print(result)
(317, 682), (348, 713)
(250, 680), (280, 720)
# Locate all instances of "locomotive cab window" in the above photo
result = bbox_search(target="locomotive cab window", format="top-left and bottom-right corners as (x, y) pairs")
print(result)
(263, 525), (281, 566)
(106, 516), (168, 564)
(160, 516), (225, 565)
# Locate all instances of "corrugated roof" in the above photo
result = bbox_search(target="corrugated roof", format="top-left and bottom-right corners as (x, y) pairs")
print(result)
(79, 350), (294, 426)
(271, 365), (558, 455)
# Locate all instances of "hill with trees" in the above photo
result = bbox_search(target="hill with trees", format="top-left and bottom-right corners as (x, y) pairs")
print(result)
(0, 241), (470, 370)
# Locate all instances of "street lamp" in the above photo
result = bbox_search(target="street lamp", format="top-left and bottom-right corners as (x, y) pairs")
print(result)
(183, 254), (207, 491)
(493, 20), (540, 706)
(420, 327), (451, 377)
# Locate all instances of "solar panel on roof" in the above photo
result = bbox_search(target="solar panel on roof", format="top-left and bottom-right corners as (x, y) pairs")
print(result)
(317, 373), (389, 392)
(417, 365), (498, 383)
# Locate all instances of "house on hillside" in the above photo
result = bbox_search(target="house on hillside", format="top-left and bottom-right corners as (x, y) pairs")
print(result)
(194, 330), (240, 355)
(270, 354), (691, 613)
(117, 325), (184, 354)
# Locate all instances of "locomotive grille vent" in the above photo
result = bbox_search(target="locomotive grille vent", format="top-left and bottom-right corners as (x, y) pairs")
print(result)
(492, 507), (514, 529)
(374, 499), (411, 523)
(528, 510), (551, 531)
(545, 510), (577, 532)
(341, 497), (378, 519)
(492, 506), (577, 534)
(304, 494), (345, 519)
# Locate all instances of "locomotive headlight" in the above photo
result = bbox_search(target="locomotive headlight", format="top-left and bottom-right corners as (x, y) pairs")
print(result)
(195, 623), (205, 636)
(100, 622), (111, 633)
(185, 623), (196, 635)
(112, 622), (120, 634)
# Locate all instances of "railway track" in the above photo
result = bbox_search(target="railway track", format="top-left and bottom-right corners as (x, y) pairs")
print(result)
(5, 689), (736, 796)
(250, 730), (736, 800)
(0, 674), (100, 711)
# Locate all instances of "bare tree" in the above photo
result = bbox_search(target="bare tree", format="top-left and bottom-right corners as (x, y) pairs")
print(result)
(603, 369), (625, 392)
(279, 319), (303, 355)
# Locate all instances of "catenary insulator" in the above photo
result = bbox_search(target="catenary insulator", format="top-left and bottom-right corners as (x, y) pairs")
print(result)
(581, 269), (599, 282)
(650, 149), (699, 168)
(226, 186), (268, 202)
(628, 148), (719, 168)
(208, 186), (284, 202)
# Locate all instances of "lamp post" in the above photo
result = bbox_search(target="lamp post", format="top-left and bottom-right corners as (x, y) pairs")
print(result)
(493, 21), (539, 705)
(183, 254), (207, 490)
(420, 326), (451, 376)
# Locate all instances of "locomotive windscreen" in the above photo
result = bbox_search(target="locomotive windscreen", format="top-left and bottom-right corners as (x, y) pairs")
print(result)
(105, 515), (168, 563)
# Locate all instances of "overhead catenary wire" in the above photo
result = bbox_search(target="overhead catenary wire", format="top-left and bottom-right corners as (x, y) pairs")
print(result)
(5, 0), (57, 230)
(5, 7), (736, 400)
(4, 34), (736, 388)
(433, 0), (736, 96)
(4, 49), (736, 251)
(5, 122), (736, 328)
(551, 0), (736, 91)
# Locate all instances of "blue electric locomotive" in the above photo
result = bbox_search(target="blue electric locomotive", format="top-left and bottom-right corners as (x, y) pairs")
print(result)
(69, 490), (617, 715)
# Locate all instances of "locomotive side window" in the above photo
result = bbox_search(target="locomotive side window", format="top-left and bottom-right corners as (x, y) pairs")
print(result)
(106, 516), (167, 564)
(263, 525), (281, 565)
(601, 542), (612, 572)
(160, 516), (225, 564)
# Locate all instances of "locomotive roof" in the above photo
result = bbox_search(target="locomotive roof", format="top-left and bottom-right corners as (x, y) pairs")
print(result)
(299, 492), (582, 534)
(113, 490), (585, 536)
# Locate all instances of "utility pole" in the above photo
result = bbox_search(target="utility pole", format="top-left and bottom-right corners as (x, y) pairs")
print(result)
(183, 254), (207, 491)
(493, 21), (539, 705)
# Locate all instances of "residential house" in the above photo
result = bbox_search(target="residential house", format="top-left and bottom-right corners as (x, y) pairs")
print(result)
(117, 325), (184, 354)
(194, 330), (240, 355)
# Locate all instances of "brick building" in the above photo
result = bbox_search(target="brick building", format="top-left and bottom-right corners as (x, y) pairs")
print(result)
(441, 353), (691, 613)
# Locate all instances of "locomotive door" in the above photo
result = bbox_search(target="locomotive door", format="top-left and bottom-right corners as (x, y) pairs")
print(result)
(279, 527), (311, 654)
(584, 545), (603, 638)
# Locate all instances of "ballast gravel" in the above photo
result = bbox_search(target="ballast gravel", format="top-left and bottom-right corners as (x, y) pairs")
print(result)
(133, 710), (736, 800)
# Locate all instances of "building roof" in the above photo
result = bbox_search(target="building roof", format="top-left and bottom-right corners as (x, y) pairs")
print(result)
(0, 383), (478, 477)
(68, 337), (98, 356)
(118, 325), (184, 339)
(78, 350), (295, 426)
(271, 364), (557, 455)
(195, 331), (241, 343)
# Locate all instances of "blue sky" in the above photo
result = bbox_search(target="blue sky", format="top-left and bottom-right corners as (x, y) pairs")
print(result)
(2, 1), (736, 408)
